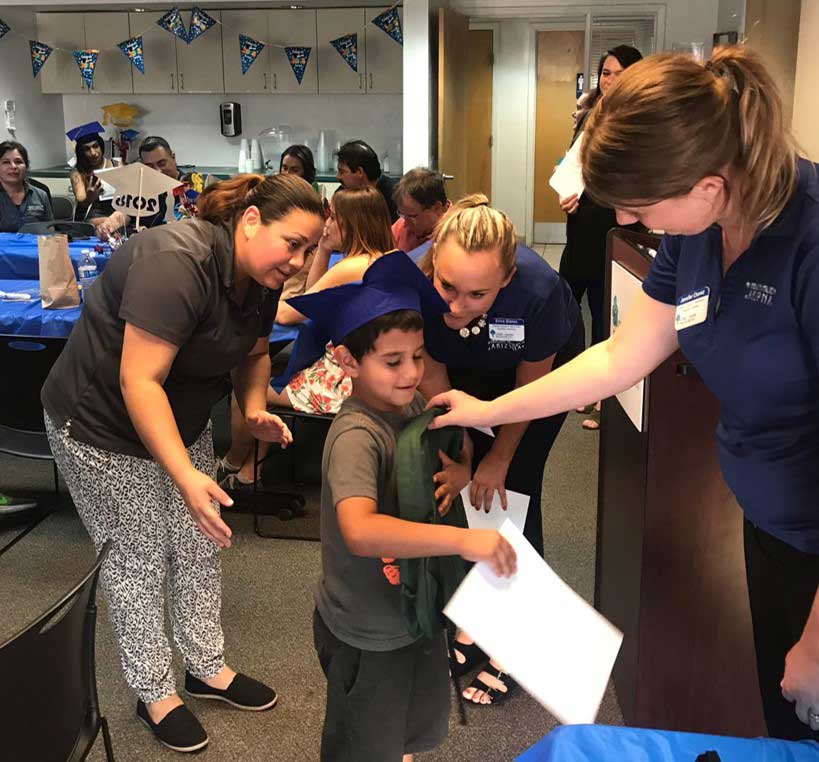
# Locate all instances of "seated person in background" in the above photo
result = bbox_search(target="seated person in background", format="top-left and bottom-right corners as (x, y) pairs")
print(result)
(218, 186), (395, 489)
(335, 140), (398, 223)
(68, 122), (117, 226)
(287, 251), (517, 762)
(392, 168), (451, 253)
(277, 145), (324, 299)
(96, 135), (201, 238)
(0, 140), (53, 232)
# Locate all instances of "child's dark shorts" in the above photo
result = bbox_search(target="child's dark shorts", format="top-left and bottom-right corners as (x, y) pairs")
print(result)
(313, 608), (450, 761)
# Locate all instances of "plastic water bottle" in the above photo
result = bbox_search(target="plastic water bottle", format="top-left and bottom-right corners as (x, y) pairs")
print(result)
(78, 249), (98, 301)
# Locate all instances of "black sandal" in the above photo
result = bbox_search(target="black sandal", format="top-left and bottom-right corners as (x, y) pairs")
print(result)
(464, 668), (519, 706)
(448, 640), (488, 678)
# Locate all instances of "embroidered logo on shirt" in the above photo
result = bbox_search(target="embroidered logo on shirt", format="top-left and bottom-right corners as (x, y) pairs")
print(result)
(744, 281), (776, 307)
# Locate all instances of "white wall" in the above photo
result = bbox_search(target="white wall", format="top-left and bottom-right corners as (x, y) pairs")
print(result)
(403, 0), (432, 168)
(0, 8), (66, 167)
(793, 0), (819, 161)
(61, 92), (403, 171)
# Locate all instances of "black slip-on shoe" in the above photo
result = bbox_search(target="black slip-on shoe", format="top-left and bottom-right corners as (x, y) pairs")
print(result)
(136, 700), (209, 753)
(185, 671), (278, 711)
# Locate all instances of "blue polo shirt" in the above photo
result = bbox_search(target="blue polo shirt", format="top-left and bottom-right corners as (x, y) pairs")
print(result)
(409, 242), (580, 399)
(643, 159), (819, 553)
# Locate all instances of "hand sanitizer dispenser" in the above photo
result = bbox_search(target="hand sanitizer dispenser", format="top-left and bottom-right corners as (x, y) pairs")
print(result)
(220, 102), (242, 137)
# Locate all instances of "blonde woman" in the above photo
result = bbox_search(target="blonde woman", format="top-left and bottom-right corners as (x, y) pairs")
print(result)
(414, 195), (584, 705)
(220, 186), (395, 487)
(429, 47), (819, 741)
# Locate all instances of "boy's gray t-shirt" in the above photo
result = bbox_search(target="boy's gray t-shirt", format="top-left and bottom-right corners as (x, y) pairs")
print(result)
(316, 393), (426, 652)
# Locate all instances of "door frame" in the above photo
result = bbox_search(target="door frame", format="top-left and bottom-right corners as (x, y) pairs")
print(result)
(468, 21), (499, 203)
(469, 5), (666, 245)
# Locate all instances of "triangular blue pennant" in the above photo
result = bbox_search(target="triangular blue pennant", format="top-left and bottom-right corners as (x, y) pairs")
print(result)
(73, 49), (99, 90)
(156, 8), (187, 43)
(239, 33), (265, 75)
(29, 40), (53, 78)
(187, 6), (217, 44)
(330, 33), (358, 73)
(118, 36), (145, 75)
(371, 7), (403, 46)
(285, 46), (311, 85)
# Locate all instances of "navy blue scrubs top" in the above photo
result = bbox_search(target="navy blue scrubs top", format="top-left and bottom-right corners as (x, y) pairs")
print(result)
(643, 159), (819, 553)
(410, 242), (580, 400)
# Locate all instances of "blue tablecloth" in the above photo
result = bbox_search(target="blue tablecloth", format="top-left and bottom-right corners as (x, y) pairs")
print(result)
(517, 725), (819, 762)
(0, 232), (111, 280)
(0, 279), (299, 344)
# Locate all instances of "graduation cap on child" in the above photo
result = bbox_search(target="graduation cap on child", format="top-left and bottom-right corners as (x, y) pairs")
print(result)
(287, 251), (450, 345)
(66, 121), (105, 143)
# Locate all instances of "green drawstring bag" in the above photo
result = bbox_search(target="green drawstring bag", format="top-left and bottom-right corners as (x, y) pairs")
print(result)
(396, 407), (468, 640)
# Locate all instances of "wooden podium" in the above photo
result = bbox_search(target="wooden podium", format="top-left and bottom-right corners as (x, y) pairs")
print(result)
(595, 229), (766, 737)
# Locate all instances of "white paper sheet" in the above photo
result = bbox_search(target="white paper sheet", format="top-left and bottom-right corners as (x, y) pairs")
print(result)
(549, 131), (585, 201)
(444, 519), (623, 725)
(461, 484), (529, 534)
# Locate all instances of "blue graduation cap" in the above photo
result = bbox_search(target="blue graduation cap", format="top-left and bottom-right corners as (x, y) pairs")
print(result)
(65, 121), (105, 143)
(286, 251), (449, 346)
(120, 129), (140, 142)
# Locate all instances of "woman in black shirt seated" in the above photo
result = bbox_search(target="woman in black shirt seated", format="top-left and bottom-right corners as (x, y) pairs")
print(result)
(0, 141), (53, 232)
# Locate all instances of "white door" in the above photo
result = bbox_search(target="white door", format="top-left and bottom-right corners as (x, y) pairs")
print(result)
(365, 8), (403, 94)
(177, 10), (225, 93)
(36, 13), (87, 94)
(317, 9), (366, 95)
(129, 12), (178, 93)
(85, 13), (133, 94)
(268, 10), (318, 94)
(222, 10), (269, 94)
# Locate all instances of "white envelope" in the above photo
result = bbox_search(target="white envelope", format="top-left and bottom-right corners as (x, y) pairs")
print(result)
(549, 131), (585, 201)
(444, 519), (623, 725)
(461, 484), (529, 534)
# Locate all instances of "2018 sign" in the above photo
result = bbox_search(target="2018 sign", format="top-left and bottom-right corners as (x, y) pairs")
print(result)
(113, 194), (159, 213)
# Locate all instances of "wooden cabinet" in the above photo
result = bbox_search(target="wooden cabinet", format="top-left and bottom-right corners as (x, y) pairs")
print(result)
(317, 9), (366, 94)
(36, 12), (87, 94)
(222, 10), (270, 93)
(269, 10), (318, 94)
(177, 10), (224, 93)
(129, 11), (178, 93)
(365, 8), (403, 94)
(84, 13), (133, 94)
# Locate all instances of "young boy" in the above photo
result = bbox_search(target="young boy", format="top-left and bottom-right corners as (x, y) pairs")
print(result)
(288, 252), (517, 762)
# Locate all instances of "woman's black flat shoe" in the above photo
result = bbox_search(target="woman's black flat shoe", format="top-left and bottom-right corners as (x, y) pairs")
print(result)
(136, 700), (208, 753)
(185, 672), (278, 711)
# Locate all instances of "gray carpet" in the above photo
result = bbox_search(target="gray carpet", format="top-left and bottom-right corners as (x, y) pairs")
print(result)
(0, 260), (621, 760)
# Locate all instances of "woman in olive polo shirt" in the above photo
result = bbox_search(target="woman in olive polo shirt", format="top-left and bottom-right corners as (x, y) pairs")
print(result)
(42, 173), (325, 753)
(430, 48), (819, 741)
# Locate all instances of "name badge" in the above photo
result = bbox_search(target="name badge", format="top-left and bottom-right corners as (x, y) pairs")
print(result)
(488, 318), (525, 350)
(675, 287), (709, 331)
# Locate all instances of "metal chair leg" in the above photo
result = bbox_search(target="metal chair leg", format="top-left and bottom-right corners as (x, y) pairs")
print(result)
(100, 715), (115, 761)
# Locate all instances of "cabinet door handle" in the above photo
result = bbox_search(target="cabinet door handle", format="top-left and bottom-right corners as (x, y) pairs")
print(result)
(180, 73), (185, 90)
(369, 73), (373, 89)
(274, 72), (278, 90)
(359, 73), (363, 90)
(263, 72), (268, 90)
(170, 73), (175, 90)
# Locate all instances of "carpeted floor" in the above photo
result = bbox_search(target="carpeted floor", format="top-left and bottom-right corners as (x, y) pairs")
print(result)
(0, 244), (623, 761)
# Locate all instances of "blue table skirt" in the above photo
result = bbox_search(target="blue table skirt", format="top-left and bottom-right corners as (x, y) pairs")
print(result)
(0, 279), (299, 344)
(517, 725), (819, 762)
(0, 232), (110, 280)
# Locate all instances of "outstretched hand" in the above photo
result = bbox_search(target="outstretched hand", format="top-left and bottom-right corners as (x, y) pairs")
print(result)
(246, 411), (293, 448)
(426, 390), (491, 430)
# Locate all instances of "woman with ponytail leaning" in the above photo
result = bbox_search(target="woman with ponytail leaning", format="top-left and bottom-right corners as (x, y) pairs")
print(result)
(429, 47), (819, 741)
(41, 174), (325, 752)
(413, 195), (584, 705)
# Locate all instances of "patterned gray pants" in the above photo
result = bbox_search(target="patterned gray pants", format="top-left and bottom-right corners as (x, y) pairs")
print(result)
(45, 413), (226, 703)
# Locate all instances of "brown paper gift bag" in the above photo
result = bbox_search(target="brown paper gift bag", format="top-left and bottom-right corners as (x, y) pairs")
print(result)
(38, 234), (80, 309)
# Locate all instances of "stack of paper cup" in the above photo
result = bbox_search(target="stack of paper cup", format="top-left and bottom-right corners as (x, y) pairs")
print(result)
(238, 139), (249, 173)
(250, 139), (263, 172)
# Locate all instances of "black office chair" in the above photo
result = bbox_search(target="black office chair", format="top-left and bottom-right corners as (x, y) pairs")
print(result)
(51, 195), (76, 221)
(0, 336), (66, 502)
(19, 221), (95, 240)
(0, 541), (115, 761)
